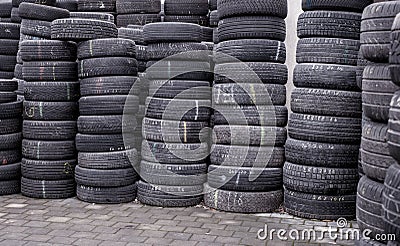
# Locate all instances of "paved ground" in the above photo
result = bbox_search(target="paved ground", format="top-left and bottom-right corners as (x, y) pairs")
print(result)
(0, 194), (359, 246)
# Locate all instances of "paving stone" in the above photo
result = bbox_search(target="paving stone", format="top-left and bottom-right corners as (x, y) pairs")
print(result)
(73, 238), (102, 246)
(169, 240), (197, 246)
(5, 204), (27, 208)
(46, 216), (71, 223)
(48, 236), (78, 245)
(140, 230), (167, 238)
(0, 240), (27, 246)
(215, 236), (242, 244)
(190, 234), (217, 242)
(144, 237), (173, 245)
(23, 234), (52, 242)
(70, 231), (99, 239)
(164, 232), (192, 241)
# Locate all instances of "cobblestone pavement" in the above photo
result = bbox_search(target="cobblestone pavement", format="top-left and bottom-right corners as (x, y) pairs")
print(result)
(0, 194), (359, 246)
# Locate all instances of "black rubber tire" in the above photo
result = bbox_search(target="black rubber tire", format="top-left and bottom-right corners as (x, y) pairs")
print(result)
(0, 133), (21, 151)
(137, 181), (203, 207)
(22, 139), (76, 160)
(0, 100), (22, 119)
(0, 79), (17, 92)
(283, 162), (359, 195)
(297, 11), (361, 39)
(164, 0), (208, 15)
(208, 165), (282, 192)
(12, 0), (56, 7)
(75, 165), (138, 187)
(22, 61), (78, 82)
(76, 133), (135, 152)
(23, 101), (78, 120)
(213, 104), (288, 127)
(24, 81), (80, 102)
(78, 149), (138, 170)
(358, 49), (373, 90)
(77, 115), (137, 134)
(140, 161), (207, 186)
(0, 117), (21, 135)
(0, 149), (21, 165)
(77, 38), (136, 60)
(209, 10), (218, 27)
(148, 80), (211, 99)
(355, 238), (387, 246)
(0, 39), (19, 56)
(0, 55), (16, 72)
(217, 16), (286, 42)
(301, 0), (372, 12)
(294, 63), (358, 91)
(285, 138), (359, 168)
(78, 57), (138, 78)
(20, 19), (51, 38)
(51, 18), (118, 41)
(204, 184), (283, 213)
(23, 120), (77, 140)
(146, 42), (208, 61)
(143, 22), (202, 43)
(210, 145), (285, 168)
(389, 91), (400, 163)
(0, 163), (21, 180)
(116, 0), (161, 14)
(20, 40), (77, 61)
(69, 12), (114, 22)
(0, 91), (17, 103)
(116, 13), (161, 27)
(217, 0), (287, 19)
(362, 64), (399, 122)
(19, 2), (70, 21)
(79, 76), (139, 96)
(284, 189), (356, 220)
(383, 163), (400, 243)
(357, 175), (385, 239)
(21, 177), (75, 199)
(118, 27), (145, 45)
(0, 70), (14, 79)
(141, 140), (209, 164)
(146, 60), (212, 81)
(79, 95), (139, 116)
(0, 179), (20, 195)
(213, 83), (286, 106)
(21, 158), (76, 180)
(214, 62), (288, 85)
(288, 113), (362, 144)
(163, 15), (209, 27)
(0, 0), (12, 17)
(55, 0), (78, 11)
(77, 183), (137, 204)
(77, 0), (115, 11)
(0, 22), (19, 39)
(291, 88), (362, 117)
(215, 39), (286, 64)
(10, 7), (20, 23)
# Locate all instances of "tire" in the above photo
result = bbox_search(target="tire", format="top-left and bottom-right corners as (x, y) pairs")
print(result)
(389, 91), (400, 163)
(146, 42), (208, 61)
(23, 120), (77, 140)
(77, 0), (115, 11)
(208, 165), (282, 192)
(362, 64), (399, 122)
(358, 49), (372, 90)
(283, 162), (359, 195)
(79, 76), (139, 96)
(141, 140), (209, 164)
(297, 11), (361, 39)
(143, 22), (202, 43)
(78, 57), (138, 78)
(69, 12), (114, 22)
(0, 91), (16, 103)
(291, 88), (362, 117)
(218, 16), (286, 42)
(0, 149), (21, 165)
(116, 0), (161, 14)
(204, 184), (283, 213)
(0, 133), (21, 151)
(118, 27), (145, 45)
(22, 61), (78, 82)
(148, 80), (211, 99)
(18, 2), (70, 21)
(12, 0), (56, 7)
(390, 14), (400, 86)
(77, 183), (137, 204)
(0, 79), (17, 92)
(21, 177), (75, 199)
(23, 101), (78, 120)
(20, 19), (51, 39)
(0, 55), (16, 72)
(0, 39), (19, 56)
(0, 22), (19, 39)
(78, 149), (138, 170)
(24, 81), (80, 102)
(217, 0), (287, 19)
(164, 0), (208, 15)
(355, 238), (387, 246)
(0, 179), (20, 195)
(21, 158), (76, 180)
(75, 134), (134, 152)
(301, 0), (372, 12)
(0, 100), (22, 119)
(116, 13), (161, 27)
(51, 18), (118, 41)
(20, 40), (77, 61)
(22, 139), (76, 160)
(288, 113), (362, 144)
(213, 125), (286, 146)
(0, 118), (21, 136)
(163, 15), (209, 27)
(284, 189), (356, 220)
(146, 60), (212, 81)
(215, 39), (286, 64)
(213, 104), (288, 127)
(209, 10), (218, 27)
(383, 163), (400, 243)
(214, 62), (288, 85)
(10, 7), (20, 23)
(0, 0), (12, 17)
(79, 95), (139, 116)
(55, 0), (78, 11)
(137, 181), (203, 207)
(75, 166), (138, 187)
(357, 176), (385, 239)
(142, 118), (209, 143)
(213, 83), (286, 106)
(77, 38), (136, 60)
(0, 163), (21, 180)
(77, 115), (137, 134)
(140, 161), (207, 186)
(210, 145), (285, 168)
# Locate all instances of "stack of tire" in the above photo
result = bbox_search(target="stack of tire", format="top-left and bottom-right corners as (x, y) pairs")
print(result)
(0, 0), (12, 22)
(0, 22), (19, 80)
(284, 0), (371, 220)
(116, 0), (161, 27)
(355, 2), (400, 244)
(203, 0), (288, 213)
(11, 0), (57, 24)
(0, 79), (22, 195)
(138, 22), (211, 207)
(19, 4), (81, 199)
(164, 0), (209, 26)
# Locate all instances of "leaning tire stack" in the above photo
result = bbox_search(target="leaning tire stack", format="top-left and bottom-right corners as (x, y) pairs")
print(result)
(284, 0), (371, 220)
(164, 0), (209, 26)
(116, 0), (161, 27)
(203, 0), (288, 213)
(355, 2), (400, 242)
(138, 22), (211, 207)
